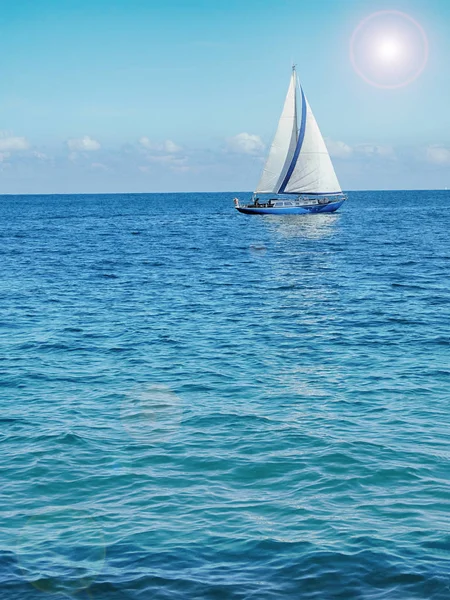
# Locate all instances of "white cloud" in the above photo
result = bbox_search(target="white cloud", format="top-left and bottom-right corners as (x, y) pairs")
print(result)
(227, 133), (265, 155)
(146, 154), (189, 172)
(326, 139), (353, 159)
(164, 139), (182, 153)
(0, 136), (30, 151)
(32, 151), (48, 160)
(0, 152), (11, 162)
(426, 145), (450, 165)
(324, 140), (397, 161)
(67, 136), (100, 152)
(139, 137), (182, 153)
(91, 162), (108, 171)
(146, 155), (185, 165)
(356, 144), (396, 160)
(139, 136), (154, 150)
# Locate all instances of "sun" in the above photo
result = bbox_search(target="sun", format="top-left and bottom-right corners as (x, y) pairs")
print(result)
(349, 10), (429, 89)
(377, 39), (403, 63)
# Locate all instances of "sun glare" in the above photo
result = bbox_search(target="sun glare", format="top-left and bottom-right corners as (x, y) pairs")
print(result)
(350, 10), (428, 89)
(377, 39), (403, 62)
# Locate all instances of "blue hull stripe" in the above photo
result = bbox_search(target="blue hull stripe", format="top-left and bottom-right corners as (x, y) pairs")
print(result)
(278, 86), (307, 194)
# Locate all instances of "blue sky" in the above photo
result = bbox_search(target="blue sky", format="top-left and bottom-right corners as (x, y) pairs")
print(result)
(0, 0), (450, 193)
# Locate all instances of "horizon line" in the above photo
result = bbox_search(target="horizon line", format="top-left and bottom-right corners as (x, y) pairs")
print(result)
(0, 188), (449, 197)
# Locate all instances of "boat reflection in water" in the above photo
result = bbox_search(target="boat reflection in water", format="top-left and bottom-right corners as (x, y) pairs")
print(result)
(264, 213), (341, 240)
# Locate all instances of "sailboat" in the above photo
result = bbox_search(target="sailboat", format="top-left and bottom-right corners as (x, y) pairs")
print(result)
(234, 66), (346, 215)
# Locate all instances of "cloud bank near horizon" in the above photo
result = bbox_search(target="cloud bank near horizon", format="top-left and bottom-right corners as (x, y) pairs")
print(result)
(0, 130), (449, 194)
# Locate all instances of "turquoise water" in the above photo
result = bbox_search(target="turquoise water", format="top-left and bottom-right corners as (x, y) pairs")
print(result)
(1, 191), (449, 599)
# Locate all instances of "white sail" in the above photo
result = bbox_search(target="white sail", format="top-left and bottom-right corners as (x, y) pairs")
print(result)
(282, 91), (342, 195)
(255, 71), (298, 194)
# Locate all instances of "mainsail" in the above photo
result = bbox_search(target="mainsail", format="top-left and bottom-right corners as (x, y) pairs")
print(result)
(255, 70), (298, 194)
(256, 68), (342, 196)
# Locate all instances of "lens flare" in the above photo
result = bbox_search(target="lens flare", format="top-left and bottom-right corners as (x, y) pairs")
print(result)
(16, 509), (105, 594)
(120, 383), (182, 444)
(350, 11), (428, 89)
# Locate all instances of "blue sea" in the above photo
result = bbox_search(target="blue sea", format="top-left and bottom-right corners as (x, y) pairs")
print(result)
(1, 191), (449, 599)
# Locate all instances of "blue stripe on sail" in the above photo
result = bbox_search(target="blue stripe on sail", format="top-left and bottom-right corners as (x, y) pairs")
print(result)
(278, 86), (307, 194)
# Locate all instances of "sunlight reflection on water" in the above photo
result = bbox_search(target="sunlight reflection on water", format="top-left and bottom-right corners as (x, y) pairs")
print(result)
(264, 214), (341, 239)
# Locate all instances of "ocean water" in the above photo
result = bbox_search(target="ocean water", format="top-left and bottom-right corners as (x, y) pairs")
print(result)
(1, 191), (449, 600)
